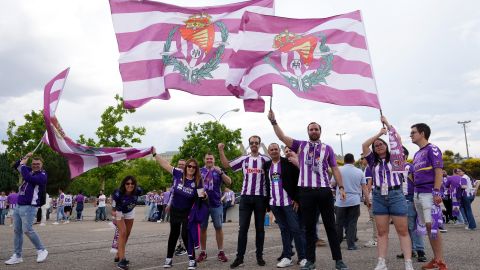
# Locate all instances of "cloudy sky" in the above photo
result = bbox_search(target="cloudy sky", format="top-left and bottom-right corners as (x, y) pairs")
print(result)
(1, 0), (479, 159)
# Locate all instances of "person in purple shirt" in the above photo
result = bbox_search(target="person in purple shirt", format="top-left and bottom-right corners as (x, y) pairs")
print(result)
(362, 116), (413, 270)
(5, 153), (48, 265)
(410, 123), (447, 270)
(268, 110), (348, 270)
(218, 137), (271, 268)
(153, 147), (205, 270)
(0, 191), (7, 225)
(196, 152), (232, 264)
(74, 191), (86, 221)
(6, 190), (18, 226)
(454, 168), (477, 230)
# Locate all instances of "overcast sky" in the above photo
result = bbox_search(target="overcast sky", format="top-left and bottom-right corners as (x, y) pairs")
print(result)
(1, 0), (479, 159)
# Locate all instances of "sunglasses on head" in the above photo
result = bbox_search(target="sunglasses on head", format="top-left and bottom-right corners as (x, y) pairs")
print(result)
(187, 165), (197, 169)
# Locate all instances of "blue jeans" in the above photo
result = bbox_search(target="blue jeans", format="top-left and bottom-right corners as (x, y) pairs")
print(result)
(0, 208), (6, 224)
(462, 196), (476, 229)
(13, 205), (45, 257)
(96, 206), (106, 221)
(222, 201), (233, 223)
(56, 206), (65, 222)
(406, 197), (425, 252)
(76, 203), (84, 220)
(271, 205), (306, 260)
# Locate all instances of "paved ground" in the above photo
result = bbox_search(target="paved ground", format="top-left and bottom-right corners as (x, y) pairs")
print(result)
(1, 199), (479, 270)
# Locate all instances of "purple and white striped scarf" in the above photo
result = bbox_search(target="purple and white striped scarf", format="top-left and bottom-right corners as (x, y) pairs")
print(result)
(430, 204), (443, 239)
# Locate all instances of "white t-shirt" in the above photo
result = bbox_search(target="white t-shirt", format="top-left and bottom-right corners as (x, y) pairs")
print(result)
(98, 194), (106, 207)
(64, 195), (73, 206)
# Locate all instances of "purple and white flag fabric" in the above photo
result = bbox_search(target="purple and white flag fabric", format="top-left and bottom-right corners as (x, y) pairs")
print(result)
(43, 68), (153, 178)
(388, 127), (405, 173)
(109, 0), (274, 111)
(233, 11), (380, 111)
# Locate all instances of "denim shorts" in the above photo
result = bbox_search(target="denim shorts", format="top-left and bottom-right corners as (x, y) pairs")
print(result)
(200, 205), (223, 230)
(372, 188), (407, 216)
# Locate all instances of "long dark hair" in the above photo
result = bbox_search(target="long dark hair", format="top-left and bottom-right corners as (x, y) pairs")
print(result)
(183, 158), (202, 187)
(371, 138), (390, 165)
(119, 175), (137, 195)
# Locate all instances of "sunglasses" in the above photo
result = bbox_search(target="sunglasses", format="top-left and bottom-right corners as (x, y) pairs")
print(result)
(187, 165), (197, 169)
(125, 182), (135, 186)
(249, 141), (259, 146)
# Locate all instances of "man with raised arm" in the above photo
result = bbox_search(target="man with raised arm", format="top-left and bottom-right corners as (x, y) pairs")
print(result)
(267, 111), (348, 270)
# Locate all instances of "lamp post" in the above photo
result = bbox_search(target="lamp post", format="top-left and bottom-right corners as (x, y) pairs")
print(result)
(336, 132), (346, 157)
(458, 120), (471, 159)
(197, 108), (240, 122)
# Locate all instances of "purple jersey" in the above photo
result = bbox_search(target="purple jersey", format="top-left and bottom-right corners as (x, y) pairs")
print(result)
(269, 161), (292, 206)
(171, 168), (200, 209)
(365, 151), (402, 188)
(200, 167), (223, 208)
(112, 187), (142, 213)
(291, 140), (337, 188)
(223, 191), (235, 203)
(412, 143), (443, 193)
(7, 193), (18, 209)
(0, 196), (6, 209)
(444, 175), (464, 200)
(75, 194), (85, 204)
(162, 191), (171, 205)
(230, 154), (270, 196)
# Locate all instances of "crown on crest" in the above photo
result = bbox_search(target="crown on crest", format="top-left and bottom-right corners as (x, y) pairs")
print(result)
(184, 13), (212, 29)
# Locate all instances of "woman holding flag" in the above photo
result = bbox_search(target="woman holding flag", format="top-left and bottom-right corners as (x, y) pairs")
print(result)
(361, 116), (413, 270)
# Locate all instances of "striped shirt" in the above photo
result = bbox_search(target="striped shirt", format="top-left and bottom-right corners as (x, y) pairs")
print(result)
(230, 154), (270, 196)
(365, 151), (402, 188)
(269, 161), (292, 206)
(291, 139), (337, 188)
(0, 196), (6, 209)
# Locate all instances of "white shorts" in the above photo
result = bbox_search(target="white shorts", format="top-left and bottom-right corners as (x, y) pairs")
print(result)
(7, 208), (15, 217)
(413, 193), (433, 224)
(115, 209), (135, 220)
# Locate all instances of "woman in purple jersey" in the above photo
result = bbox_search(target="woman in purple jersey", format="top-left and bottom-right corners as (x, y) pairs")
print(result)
(112, 175), (142, 270)
(362, 116), (413, 270)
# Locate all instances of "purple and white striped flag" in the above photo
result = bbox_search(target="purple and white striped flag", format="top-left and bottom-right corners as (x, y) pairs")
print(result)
(235, 11), (381, 110)
(108, 0), (274, 111)
(43, 68), (152, 179)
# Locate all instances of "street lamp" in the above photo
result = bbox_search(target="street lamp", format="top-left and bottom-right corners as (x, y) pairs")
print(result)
(458, 120), (471, 159)
(336, 132), (346, 157)
(197, 108), (240, 122)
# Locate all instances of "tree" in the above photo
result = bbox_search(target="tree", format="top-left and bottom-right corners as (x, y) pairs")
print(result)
(0, 152), (18, 191)
(76, 94), (147, 191)
(172, 121), (244, 191)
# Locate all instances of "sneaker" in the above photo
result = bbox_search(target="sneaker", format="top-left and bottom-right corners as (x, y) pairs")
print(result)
(163, 258), (173, 268)
(374, 258), (388, 270)
(417, 251), (427, 262)
(257, 257), (266, 266)
(299, 259), (307, 267)
(5, 254), (23, 265)
(277, 257), (293, 268)
(335, 260), (349, 270)
(364, 239), (377, 248)
(188, 259), (197, 270)
(439, 228), (447, 233)
(64, 220), (70, 224)
(421, 259), (438, 270)
(230, 257), (244, 269)
(405, 259), (414, 270)
(37, 249), (48, 263)
(52, 222), (59, 225)
(436, 260), (448, 270)
(174, 246), (187, 256)
(196, 251), (207, 263)
(218, 251), (228, 262)
(40, 223), (46, 226)
(300, 261), (316, 270)
(347, 246), (358, 250)
(316, 239), (326, 246)
(117, 259), (128, 270)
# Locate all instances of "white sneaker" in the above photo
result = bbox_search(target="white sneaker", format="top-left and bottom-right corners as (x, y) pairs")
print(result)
(364, 239), (377, 248)
(37, 249), (48, 263)
(374, 258), (388, 270)
(5, 254), (23, 265)
(405, 259), (414, 270)
(299, 259), (307, 267)
(52, 222), (59, 225)
(64, 220), (70, 224)
(157, 220), (161, 223)
(277, 257), (293, 268)
(163, 258), (172, 268)
(40, 223), (46, 226)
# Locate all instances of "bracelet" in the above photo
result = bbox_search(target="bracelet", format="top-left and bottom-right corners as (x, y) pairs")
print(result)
(432, 190), (442, 197)
(270, 119), (278, 125)
(339, 186), (344, 190)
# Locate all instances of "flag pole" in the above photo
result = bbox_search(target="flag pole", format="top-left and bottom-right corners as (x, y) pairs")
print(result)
(32, 140), (43, 154)
(269, 96), (273, 111)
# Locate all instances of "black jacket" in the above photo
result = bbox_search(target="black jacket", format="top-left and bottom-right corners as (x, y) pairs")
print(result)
(263, 157), (300, 204)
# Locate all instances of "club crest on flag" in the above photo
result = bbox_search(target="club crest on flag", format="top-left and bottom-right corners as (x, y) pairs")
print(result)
(162, 13), (230, 84)
(265, 30), (334, 92)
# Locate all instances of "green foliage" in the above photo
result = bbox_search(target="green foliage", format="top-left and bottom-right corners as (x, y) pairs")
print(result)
(172, 121), (244, 191)
(0, 152), (18, 192)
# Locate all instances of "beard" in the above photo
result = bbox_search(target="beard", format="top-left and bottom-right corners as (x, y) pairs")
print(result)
(309, 134), (320, 141)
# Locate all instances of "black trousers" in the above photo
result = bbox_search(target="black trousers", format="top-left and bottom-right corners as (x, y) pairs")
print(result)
(335, 205), (360, 248)
(442, 197), (455, 222)
(236, 195), (267, 259)
(167, 207), (189, 258)
(299, 187), (342, 262)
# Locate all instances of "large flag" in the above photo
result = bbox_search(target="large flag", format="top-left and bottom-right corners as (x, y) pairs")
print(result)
(109, 0), (274, 111)
(43, 68), (152, 178)
(234, 11), (381, 110)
